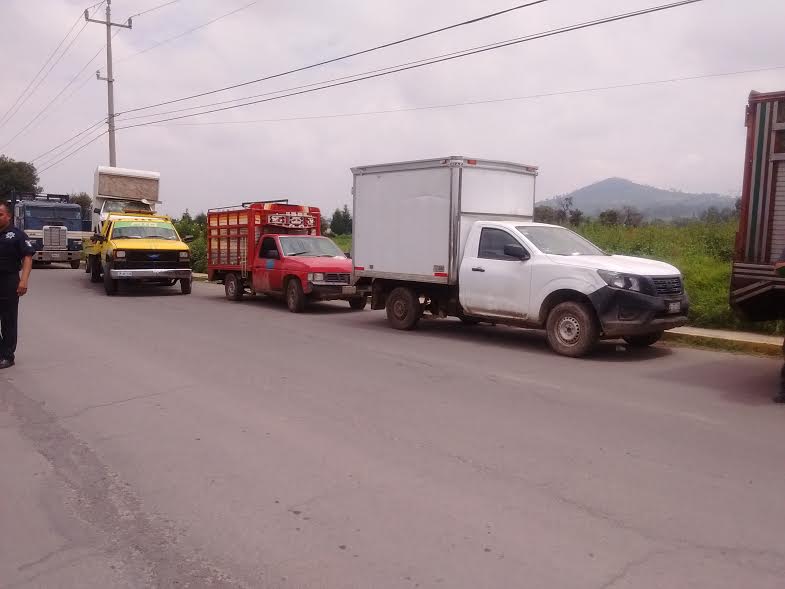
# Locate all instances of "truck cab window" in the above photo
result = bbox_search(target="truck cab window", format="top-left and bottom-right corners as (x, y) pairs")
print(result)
(261, 237), (279, 259)
(478, 228), (525, 261)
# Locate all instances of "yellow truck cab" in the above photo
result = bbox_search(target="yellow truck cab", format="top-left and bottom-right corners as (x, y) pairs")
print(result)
(83, 211), (193, 296)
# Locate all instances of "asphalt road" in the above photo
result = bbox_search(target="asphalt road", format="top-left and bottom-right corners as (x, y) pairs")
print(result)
(2, 266), (785, 589)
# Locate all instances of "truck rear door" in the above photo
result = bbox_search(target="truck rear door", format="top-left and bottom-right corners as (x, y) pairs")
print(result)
(459, 225), (532, 320)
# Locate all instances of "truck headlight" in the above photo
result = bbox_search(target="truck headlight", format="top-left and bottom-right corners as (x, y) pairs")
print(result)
(115, 250), (126, 259)
(598, 270), (642, 292)
(308, 273), (324, 282)
(179, 251), (190, 259)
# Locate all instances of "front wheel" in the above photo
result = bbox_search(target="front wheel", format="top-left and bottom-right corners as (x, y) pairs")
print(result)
(286, 278), (306, 313)
(545, 301), (599, 357)
(385, 287), (421, 330)
(103, 265), (118, 296)
(623, 331), (663, 347)
(348, 295), (367, 311)
(180, 277), (192, 295)
(70, 260), (81, 270)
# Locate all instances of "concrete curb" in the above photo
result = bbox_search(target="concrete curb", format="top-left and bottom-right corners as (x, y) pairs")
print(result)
(662, 331), (782, 357)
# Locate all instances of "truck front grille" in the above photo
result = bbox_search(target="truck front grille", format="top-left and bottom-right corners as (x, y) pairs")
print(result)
(126, 250), (180, 263)
(43, 226), (67, 250)
(652, 276), (683, 296)
(324, 273), (350, 284)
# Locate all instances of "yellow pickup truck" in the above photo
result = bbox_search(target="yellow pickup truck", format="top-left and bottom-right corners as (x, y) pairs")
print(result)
(83, 211), (193, 296)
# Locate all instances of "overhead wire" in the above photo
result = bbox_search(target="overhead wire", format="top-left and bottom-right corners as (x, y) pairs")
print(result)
(0, 1), (106, 133)
(148, 65), (785, 128)
(116, 0), (553, 114)
(112, 0), (708, 130)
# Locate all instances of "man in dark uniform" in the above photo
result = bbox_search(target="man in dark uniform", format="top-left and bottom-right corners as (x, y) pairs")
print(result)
(0, 200), (34, 369)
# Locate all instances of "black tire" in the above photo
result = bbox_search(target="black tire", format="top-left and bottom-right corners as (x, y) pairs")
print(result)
(224, 273), (243, 301)
(348, 295), (367, 311)
(70, 260), (81, 270)
(545, 301), (599, 357)
(103, 264), (118, 296)
(286, 278), (306, 313)
(180, 277), (192, 295)
(90, 256), (102, 283)
(623, 331), (663, 347)
(385, 287), (421, 330)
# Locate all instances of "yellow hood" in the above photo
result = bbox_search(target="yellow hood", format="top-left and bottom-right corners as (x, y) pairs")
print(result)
(109, 238), (189, 251)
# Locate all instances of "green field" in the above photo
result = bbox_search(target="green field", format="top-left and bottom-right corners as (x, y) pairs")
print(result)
(328, 222), (781, 335)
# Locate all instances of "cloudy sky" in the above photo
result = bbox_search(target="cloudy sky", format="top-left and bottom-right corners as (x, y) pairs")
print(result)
(1, 0), (783, 217)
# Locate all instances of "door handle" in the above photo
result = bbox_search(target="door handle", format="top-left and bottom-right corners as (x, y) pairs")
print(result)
(471, 266), (485, 272)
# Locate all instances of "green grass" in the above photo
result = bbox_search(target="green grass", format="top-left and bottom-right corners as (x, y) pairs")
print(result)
(330, 222), (782, 334)
(331, 234), (352, 253)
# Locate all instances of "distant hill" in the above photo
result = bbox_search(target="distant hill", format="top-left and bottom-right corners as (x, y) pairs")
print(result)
(540, 178), (737, 220)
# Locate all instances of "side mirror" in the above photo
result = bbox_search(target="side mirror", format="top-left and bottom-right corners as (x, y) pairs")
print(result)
(91, 234), (105, 243)
(183, 235), (195, 243)
(504, 244), (529, 260)
(93, 208), (101, 214)
(344, 251), (351, 258)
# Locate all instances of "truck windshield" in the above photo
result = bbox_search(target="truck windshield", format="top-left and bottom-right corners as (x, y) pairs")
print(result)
(516, 226), (606, 256)
(24, 207), (83, 231)
(103, 200), (152, 214)
(111, 221), (179, 240)
(279, 236), (344, 257)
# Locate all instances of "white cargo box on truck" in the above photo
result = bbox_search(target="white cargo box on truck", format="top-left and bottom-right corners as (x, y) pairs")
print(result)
(351, 156), (537, 285)
(92, 166), (161, 232)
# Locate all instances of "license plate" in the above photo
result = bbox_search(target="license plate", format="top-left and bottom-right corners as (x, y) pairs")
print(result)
(667, 301), (681, 314)
(342, 286), (356, 295)
(51, 252), (64, 259)
(115, 270), (132, 278)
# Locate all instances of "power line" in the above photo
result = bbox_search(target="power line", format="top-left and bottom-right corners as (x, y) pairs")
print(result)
(31, 0), (550, 161)
(116, 0), (552, 115)
(32, 119), (106, 166)
(38, 131), (108, 173)
(129, 0), (181, 19)
(0, 2), (106, 134)
(35, 0), (705, 171)
(24, 2), (253, 161)
(150, 66), (785, 128)
(113, 0), (708, 130)
(116, 1), (256, 64)
(40, 60), (768, 174)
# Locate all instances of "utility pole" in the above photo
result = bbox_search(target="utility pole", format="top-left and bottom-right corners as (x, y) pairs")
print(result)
(85, 0), (132, 167)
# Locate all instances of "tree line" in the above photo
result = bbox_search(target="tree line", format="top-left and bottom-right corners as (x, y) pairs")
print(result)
(534, 196), (741, 227)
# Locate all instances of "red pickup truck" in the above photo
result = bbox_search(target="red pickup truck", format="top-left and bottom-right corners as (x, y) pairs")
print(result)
(206, 201), (366, 312)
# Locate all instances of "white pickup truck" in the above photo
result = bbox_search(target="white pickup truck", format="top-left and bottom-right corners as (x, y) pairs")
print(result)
(351, 156), (689, 357)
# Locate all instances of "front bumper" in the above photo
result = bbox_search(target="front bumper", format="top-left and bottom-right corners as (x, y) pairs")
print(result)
(34, 250), (80, 262)
(307, 282), (358, 300)
(589, 286), (690, 337)
(110, 268), (192, 280)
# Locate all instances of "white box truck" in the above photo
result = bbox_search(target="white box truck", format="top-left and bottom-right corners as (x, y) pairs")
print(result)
(351, 156), (689, 357)
(92, 166), (161, 233)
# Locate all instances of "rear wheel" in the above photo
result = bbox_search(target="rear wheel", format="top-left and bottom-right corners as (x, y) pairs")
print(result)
(348, 295), (367, 311)
(385, 287), (421, 330)
(103, 265), (118, 296)
(623, 331), (663, 347)
(70, 260), (81, 270)
(545, 301), (599, 357)
(224, 273), (243, 301)
(180, 277), (192, 295)
(90, 256), (102, 283)
(286, 278), (306, 313)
